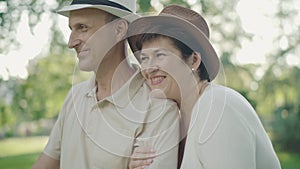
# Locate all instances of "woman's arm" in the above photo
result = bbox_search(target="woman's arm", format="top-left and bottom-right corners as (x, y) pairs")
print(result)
(129, 146), (155, 169)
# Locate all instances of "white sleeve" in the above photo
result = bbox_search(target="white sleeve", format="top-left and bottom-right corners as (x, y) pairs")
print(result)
(196, 109), (256, 169)
(181, 86), (256, 169)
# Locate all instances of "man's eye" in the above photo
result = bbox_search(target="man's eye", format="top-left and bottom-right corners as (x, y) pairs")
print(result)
(80, 24), (88, 31)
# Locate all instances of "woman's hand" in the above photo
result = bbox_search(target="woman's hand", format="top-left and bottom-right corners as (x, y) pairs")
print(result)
(129, 146), (156, 169)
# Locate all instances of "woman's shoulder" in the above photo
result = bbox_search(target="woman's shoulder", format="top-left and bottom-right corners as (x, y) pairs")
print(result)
(203, 84), (254, 113)
(192, 84), (258, 144)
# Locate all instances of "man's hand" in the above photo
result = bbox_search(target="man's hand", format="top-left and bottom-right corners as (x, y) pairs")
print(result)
(31, 153), (59, 169)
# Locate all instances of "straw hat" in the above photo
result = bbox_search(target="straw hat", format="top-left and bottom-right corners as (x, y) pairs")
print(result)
(128, 5), (220, 81)
(57, 0), (139, 22)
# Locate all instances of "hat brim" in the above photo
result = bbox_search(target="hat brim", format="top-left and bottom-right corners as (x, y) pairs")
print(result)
(57, 4), (139, 22)
(127, 15), (220, 81)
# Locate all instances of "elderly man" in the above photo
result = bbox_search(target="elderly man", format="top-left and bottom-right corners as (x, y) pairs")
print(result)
(31, 0), (180, 168)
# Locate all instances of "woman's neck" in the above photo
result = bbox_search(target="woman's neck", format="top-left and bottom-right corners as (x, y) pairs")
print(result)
(177, 80), (209, 133)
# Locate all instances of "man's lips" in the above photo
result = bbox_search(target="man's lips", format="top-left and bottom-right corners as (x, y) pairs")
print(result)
(78, 49), (90, 58)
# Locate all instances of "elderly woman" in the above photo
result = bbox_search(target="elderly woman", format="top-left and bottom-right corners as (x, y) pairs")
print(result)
(127, 4), (281, 169)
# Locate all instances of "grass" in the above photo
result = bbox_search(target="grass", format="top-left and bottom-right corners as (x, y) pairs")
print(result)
(0, 136), (48, 169)
(0, 153), (40, 169)
(277, 151), (300, 169)
(0, 136), (48, 157)
(0, 136), (299, 169)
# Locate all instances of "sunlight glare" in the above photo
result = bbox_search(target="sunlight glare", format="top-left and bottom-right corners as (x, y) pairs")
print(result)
(286, 54), (300, 67)
(0, 11), (51, 80)
(235, 0), (277, 65)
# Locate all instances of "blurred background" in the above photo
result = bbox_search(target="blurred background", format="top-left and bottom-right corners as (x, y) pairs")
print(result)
(0, 0), (299, 168)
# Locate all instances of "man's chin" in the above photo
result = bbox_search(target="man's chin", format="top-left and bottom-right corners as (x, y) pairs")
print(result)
(78, 63), (96, 72)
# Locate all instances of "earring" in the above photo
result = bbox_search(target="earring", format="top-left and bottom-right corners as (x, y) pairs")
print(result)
(191, 68), (195, 72)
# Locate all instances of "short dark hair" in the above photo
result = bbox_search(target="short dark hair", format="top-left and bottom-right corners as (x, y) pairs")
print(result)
(135, 26), (210, 82)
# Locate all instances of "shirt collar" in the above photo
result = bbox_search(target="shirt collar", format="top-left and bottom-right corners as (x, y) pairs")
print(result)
(106, 68), (145, 108)
(85, 65), (145, 108)
(85, 75), (97, 97)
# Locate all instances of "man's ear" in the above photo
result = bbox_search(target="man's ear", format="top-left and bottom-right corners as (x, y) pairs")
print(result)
(114, 19), (128, 41)
(192, 52), (201, 70)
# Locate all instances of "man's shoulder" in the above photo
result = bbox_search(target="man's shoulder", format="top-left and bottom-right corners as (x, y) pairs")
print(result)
(61, 79), (91, 104)
(72, 80), (90, 88)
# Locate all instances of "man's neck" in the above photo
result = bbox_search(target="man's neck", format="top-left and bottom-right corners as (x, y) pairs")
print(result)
(94, 48), (136, 100)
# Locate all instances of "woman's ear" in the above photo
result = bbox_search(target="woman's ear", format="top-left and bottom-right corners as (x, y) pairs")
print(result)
(192, 52), (201, 70)
(114, 19), (128, 41)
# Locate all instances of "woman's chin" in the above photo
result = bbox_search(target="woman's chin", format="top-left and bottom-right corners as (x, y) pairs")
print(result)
(149, 88), (167, 99)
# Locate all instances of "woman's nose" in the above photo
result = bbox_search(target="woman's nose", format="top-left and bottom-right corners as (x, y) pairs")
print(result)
(143, 64), (160, 75)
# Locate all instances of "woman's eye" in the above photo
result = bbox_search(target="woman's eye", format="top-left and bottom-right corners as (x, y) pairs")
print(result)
(140, 55), (149, 63)
(157, 53), (166, 58)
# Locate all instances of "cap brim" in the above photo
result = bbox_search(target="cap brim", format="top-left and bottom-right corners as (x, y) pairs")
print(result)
(57, 4), (139, 22)
(127, 15), (220, 81)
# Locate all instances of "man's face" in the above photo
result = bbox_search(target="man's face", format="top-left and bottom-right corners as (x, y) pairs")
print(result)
(68, 8), (116, 71)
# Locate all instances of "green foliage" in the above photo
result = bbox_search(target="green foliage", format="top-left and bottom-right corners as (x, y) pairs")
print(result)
(10, 54), (75, 122)
(273, 104), (300, 152)
(0, 100), (14, 126)
(0, 136), (48, 169)
(277, 152), (300, 169)
(260, 67), (300, 152)
(0, 79), (18, 126)
(0, 0), (69, 53)
(137, 0), (152, 13)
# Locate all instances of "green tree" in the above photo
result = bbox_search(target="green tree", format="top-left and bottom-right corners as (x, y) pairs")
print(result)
(0, 0), (69, 53)
(1, 0), (248, 56)
(0, 79), (18, 126)
(258, 66), (300, 152)
(11, 54), (75, 122)
(0, 100), (14, 126)
(254, 0), (300, 152)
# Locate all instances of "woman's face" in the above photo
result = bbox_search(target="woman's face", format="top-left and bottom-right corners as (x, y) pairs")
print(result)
(139, 36), (193, 101)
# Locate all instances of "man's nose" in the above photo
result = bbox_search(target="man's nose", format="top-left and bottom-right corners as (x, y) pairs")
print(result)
(68, 32), (80, 49)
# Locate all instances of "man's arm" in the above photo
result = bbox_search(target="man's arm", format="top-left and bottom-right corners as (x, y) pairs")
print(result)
(31, 153), (60, 169)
